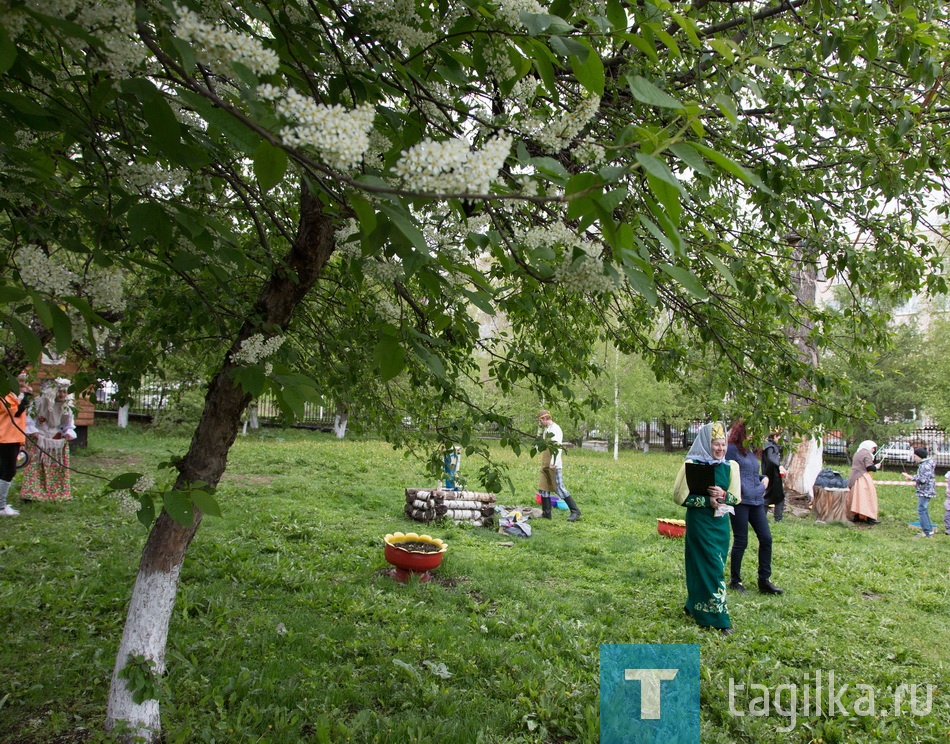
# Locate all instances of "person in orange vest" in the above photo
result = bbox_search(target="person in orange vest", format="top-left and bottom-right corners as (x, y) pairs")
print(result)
(0, 374), (33, 516)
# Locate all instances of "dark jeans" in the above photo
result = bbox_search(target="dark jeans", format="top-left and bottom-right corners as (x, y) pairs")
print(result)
(0, 441), (20, 481)
(730, 503), (773, 583)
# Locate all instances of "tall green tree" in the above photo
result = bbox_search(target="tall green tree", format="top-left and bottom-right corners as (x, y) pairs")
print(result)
(3, 1), (950, 739)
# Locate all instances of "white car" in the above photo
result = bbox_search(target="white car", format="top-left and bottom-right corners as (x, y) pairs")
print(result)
(878, 441), (914, 464)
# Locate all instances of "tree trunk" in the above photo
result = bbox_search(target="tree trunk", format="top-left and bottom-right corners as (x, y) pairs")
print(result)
(117, 404), (129, 429)
(784, 234), (822, 499)
(784, 435), (823, 502)
(105, 186), (336, 742)
(333, 401), (348, 438)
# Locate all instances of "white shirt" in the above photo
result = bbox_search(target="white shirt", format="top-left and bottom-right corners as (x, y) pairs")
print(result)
(543, 422), (564, 469)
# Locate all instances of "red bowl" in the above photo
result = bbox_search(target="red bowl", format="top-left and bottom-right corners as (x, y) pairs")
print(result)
(384, 543), (445, 572)
(657, 518), (686, 538)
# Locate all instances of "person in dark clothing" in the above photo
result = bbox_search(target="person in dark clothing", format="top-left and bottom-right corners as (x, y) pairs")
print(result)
(762, 430), (786, 521)
(727, 419), (783, 595)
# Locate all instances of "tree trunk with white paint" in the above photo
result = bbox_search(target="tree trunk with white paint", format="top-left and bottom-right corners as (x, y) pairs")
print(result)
(105, 188), (335, 742)
(117, 404), (129, 429)
(333, 402), (348, 438)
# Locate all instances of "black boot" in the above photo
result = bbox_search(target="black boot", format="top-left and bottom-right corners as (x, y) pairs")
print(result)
(563, 496), (581, 522)
(758, 579), (783, 595)
(541, 496), (552, 519)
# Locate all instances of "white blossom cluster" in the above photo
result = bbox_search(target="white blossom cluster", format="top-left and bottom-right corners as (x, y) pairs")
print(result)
(117, 160), (189, 196)
(533, 96), (601, 153)
(16, 244), (76, 296)
(483, 39), (516, 84)
(495, 0), (546, 28)
(554, 254), (615, 294)
(520, 222), (591, 253)
(351, 0), (437, 49)
(376, 297), (401, 322)
(507, 76), (539, 113)
(173, 4), (279, 77)
(363, 128), (393, 169)
(572, 141), (607, 165)
(75, 0), (147, 75)
(395, 135), (512, 195)
(112, 490), (140, 516)
(86, 267), (126, 313)
(232, 333), (285, 365)
(364, 259), (404, 284)
(133, 475), (156, 493)
(260, 86), (376, 171)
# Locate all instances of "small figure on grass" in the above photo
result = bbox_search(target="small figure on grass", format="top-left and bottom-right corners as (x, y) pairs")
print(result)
(902, 447), (935, 538)
(0, 373), (33, 516)
(536, 410), (580, 522)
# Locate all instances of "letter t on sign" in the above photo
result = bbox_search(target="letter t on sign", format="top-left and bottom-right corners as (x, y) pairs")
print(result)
(624, 669), (679, 719)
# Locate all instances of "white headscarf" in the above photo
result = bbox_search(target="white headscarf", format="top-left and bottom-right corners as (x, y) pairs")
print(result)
(856, 440), (877, 455)
(685, 422), (727, 464)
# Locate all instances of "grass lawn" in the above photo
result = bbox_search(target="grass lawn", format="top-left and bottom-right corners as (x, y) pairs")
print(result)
(0, 426), (948, 743)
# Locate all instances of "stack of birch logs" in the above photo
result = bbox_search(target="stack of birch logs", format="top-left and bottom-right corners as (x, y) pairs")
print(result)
(405, 488), (496, 526)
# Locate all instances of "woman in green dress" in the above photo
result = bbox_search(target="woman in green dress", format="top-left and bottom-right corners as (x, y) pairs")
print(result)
(673, 422), (741, 635)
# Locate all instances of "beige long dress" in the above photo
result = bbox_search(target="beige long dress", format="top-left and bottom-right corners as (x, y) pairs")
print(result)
(847, 448), (878, 521)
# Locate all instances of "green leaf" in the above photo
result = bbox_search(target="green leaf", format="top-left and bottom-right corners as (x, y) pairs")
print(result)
(669, 143), (711, 177)
(380, 204), (428, 253)
(570, 42), (604, 96)
(713, 93), (739, 126)
(520, 13), (573, 36)
(688, 143), (774, 194)
(108, 472), (145, 490)
(606, 0), (628, 30)
(621, 262), (658, 306)
(0, 92), (53, 117)
(708, 38), (736, 64)
(7, 316), (42, 367)
(548, 36), (589, 60)
(177, 89), (260, 155)
(127, 203), (174, 246)
(253, 140), (288, 192)
(459, 287), (496, 316)
(705, 252), (738, 290)
(645, 173), (683, 227)
(670, 13), (701, 48)
(374, 334), (405, 382)
(190, 489), (222, 518)
(28, 291), (53, 329)
(411, 342), (446, 379)
(49, 303), (73, 354)
(659, 263), (709, 300)
(230, 365), (268, 397)
(0, 26), (16, 74)
(0, 285), (28, 304)
(136, 498), (156, 528)
(626, 76), (684, 110)
(349, 196), (377, 236)
(163, 491), (194, 527)
(636, 153), (686, 196)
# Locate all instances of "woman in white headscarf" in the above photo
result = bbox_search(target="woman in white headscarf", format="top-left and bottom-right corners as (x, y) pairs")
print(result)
(22, 378), (76, 502)
(673, 422), (741, 634)
(847, 440), (881, 524)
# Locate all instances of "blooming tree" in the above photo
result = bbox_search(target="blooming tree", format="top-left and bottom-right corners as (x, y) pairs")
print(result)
(2, 0), (950, 739)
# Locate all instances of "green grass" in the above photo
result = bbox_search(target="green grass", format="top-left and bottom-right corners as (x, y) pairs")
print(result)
(1, 426), (948, 743)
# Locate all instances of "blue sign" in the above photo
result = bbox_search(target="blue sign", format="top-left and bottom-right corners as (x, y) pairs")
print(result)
(601, 644), (700, 743)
